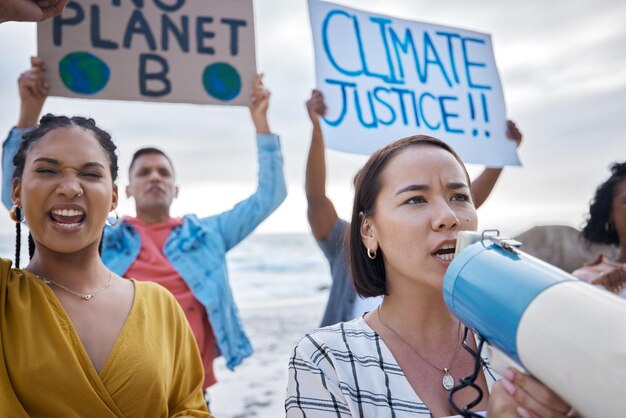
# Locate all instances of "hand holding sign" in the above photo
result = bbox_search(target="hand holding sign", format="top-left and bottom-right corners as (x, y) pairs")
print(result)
(17, 57), (49, 128)
(306, 89), (327, 126)
(250, 74), (271, 134)
(0, 0), (68, 23)
(506, 120), (522, 147)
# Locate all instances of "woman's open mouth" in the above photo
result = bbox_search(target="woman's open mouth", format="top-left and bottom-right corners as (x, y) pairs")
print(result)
(49, 208), (86, 229)
(432, 243), (456, 262)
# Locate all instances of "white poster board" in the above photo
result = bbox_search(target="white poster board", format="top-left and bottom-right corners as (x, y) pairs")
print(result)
(38, 0), (256, 106)
(308, 0), (520, 166)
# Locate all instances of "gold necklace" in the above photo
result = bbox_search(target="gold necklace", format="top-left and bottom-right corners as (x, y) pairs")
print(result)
(36, 270), (112, 301)
(377, 305), (462, 391)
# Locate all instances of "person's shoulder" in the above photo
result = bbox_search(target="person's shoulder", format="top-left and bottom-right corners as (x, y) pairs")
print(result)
(294, 318), (373, 353)
(0, 258), (12, 270)
(331, 218), (349, 237)
(317, 217), (349, 247)
(316, 317), (371, 334)
(133, 279), (169, 294)
(0, 258), (17, 281)
(0, 258), (33, 290)
(132, 280), (179, 307)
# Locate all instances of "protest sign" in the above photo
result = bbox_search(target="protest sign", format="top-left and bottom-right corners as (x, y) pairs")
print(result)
(308, 0), (520, 166)
(38, 0), (256, 106)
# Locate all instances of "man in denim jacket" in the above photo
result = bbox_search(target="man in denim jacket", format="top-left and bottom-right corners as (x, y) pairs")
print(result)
(2, 59), (287, 392)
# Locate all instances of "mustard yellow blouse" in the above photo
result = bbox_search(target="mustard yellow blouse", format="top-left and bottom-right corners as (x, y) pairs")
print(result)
(0, 258), (212, 417)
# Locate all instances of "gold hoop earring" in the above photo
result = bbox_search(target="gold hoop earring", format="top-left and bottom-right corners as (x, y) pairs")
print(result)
(106, 210), (120, 227)
(9, 205), (22, 223)
(367, 248), (377, 260)
(604, 222), (613, 233)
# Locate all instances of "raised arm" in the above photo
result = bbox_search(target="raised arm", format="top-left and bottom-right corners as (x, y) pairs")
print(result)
(0, 0), (68, 23)
(471, 120), (522, 209)
(249, 74), (271, 135)
(2, 57), (48, 210)
(212, 74), (287, 250)
(305, 90), (339, 240)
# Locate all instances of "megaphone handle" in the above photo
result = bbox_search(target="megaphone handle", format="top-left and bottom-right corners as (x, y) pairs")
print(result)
(486, 344), (526, 376)
(448, 329), (488, 417)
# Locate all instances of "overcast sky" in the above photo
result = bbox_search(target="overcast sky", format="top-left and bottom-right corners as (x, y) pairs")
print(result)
(0, 0), (624, 237)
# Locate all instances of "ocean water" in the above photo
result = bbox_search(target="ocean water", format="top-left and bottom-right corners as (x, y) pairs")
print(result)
(226, 233), (332, 309)
(0, 232), (333, 310)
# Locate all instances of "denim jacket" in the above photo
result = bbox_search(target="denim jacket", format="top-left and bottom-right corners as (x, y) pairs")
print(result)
(2, 128), (287, 370)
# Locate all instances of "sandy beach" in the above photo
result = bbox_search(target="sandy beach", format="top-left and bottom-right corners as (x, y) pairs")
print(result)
(208, 298), (326, 417)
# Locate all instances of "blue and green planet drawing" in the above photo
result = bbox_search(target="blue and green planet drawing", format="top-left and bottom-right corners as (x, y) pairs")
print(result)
(59, 51), (110, 95)
(202, 62), (241, 101)
(58, 51), (242, 101)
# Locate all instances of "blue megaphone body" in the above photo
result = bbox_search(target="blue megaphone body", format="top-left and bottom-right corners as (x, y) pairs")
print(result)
(443, 231), (626, 418)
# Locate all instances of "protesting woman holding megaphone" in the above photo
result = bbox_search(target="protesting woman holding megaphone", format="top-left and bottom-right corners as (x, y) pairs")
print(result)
(286, 136), (577, 417)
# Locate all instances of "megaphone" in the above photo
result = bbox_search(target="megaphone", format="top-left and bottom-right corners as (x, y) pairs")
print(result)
(443, 231), (626, 418)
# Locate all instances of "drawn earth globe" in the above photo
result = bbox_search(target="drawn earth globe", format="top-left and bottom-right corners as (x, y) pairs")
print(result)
(202, 62), (241, 101)
(59, 51), (110, 95)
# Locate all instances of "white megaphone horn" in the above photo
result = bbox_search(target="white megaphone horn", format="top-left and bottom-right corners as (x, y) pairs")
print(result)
(443, 230), (626, 418)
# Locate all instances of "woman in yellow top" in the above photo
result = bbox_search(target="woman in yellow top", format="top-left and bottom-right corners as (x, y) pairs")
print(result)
(1, 114), (211, 417)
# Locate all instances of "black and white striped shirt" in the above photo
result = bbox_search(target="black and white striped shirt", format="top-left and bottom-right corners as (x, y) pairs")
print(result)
(286, 317), (495, 417)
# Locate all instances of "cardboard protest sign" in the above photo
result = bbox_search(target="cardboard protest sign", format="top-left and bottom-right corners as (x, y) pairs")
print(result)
(308, 0), (520, 166)
(37, 0), (256, 106)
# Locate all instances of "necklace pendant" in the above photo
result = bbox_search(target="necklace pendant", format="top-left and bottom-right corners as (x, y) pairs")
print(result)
(442, 369), (454, 391)
(82, 294), (93, 301)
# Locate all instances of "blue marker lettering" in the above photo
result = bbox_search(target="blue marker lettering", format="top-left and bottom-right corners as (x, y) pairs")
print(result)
(389, 87), (414, 125)
(196, 16), (215, 54)
(418, 92), (441, 130)
(372, 87), (396, 126)
(139, 53), (171, 96)
(435, 31), (461, 84)
(161, 14), (189, 52)
(112, 0), (143, 7)
(423, 32), (452, 87)
(408, 89), (420, 127)
(481, 93), (489, 122)
(220, 18), (246, 56)
(53, 1), (84, 46)
(388, 27), (423, 83)
(354, 88), (377, 128)
(322, 78), (356, 126)
(439, 96), (463, 134)
(90, 6), (118, 49)
(461, 37), (491, 90)
(154, 0), (185, 12)
(123, 9), (157, 51)
(467, 92), (476, 120)
(322, 10), (362, 76)
(367, 17), (399, 83)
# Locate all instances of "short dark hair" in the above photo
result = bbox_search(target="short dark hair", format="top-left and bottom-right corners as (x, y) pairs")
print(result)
(581, 161), (626, 246)
(11, 114), (117, 267)
(348, 135), (470, 297)
(128, 147), (174, 177)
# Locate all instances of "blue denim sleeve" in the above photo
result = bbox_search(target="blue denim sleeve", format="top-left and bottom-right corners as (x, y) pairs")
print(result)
(209, 133), (287, 251)
(2, 128), (31, 211)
